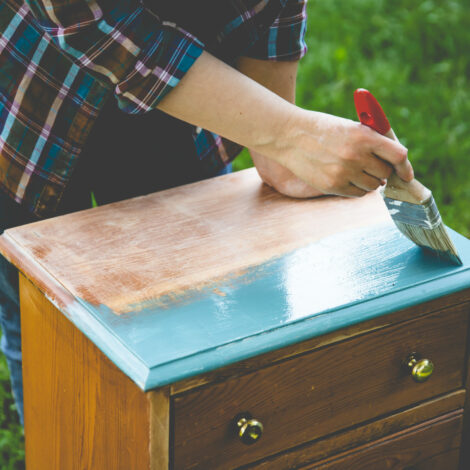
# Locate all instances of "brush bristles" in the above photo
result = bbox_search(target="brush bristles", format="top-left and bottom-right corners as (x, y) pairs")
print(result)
(384, 194), (463, 266)
(394, 220), (463, 265)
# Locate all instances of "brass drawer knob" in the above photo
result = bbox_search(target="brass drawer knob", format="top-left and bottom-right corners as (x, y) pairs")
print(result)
(406, 353), (434, 383)
(236, 414), (264, 445)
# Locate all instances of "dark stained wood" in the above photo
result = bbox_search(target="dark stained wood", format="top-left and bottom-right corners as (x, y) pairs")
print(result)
(459, 301), (470, 470)
(173, 307), (468, 469)
(171, 294), (470, 395)
(301, 410), (463, 470)
(248, 390), (465, 469)
(2, 169), (390, 314)
(20, 274), (155, 470)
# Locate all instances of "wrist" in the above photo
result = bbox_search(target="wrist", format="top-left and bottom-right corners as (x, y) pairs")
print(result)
(251, 101), (301, 163)
(266, 105), (309, 167)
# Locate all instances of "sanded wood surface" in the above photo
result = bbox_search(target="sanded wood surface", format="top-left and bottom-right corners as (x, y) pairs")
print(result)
(20, 274), (155, 470)
(250, 390), (465, 469)
(3, 169), (390, 314)
(2, 167), (470, 392)
(303, 410), (463, 470)
(172, 307), (468, 469)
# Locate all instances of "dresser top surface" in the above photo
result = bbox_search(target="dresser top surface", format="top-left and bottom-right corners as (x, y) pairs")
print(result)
(2, 168), (470, 390)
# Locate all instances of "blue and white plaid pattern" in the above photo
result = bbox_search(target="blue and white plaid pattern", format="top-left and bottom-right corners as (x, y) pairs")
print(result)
(0, 0), (307, 217)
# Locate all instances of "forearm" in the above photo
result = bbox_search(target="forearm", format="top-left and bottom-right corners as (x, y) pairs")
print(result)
(234, 57), (321, 197)
(236, 57), (298, 103)
(158, 51), (296, 158)
(158, 51), (412, 197)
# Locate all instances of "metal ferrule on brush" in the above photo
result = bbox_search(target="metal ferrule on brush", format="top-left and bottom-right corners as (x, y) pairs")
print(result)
(354, 88), (463, 265)
(383, 197), (442, 230)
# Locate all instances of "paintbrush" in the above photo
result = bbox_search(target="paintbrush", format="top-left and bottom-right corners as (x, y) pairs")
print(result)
(354, 88), (462, 265)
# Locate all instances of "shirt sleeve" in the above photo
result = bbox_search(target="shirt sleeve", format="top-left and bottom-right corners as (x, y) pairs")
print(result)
(24, 0), (205, 114)
(244, 0), (308, 61)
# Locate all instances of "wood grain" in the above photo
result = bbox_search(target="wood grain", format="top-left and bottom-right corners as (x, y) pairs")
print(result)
(172, 307), (468, 469)
(303, 410), (463, 470)
(171, 293), (470, 395)
(3, 169), (390, 314)
(248, 390), (465, 469)
(20, 274), (154, 470)
(459, 301), (470, 470)
(149, 388), (170, 470)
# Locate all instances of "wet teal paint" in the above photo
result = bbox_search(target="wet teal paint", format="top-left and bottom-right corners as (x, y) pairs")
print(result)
(65, 222), (470, 391)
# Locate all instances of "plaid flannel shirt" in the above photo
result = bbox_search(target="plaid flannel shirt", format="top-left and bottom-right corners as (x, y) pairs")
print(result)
(0, 0), (307, 217)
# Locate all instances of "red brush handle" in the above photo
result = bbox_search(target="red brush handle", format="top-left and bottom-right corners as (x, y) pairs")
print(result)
(354, 88), (391, 135)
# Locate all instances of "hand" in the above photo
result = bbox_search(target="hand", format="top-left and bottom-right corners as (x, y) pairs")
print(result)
(264, 109), (413, 198)
(159, 52), (412, 197)
(251, 151), (323, 198)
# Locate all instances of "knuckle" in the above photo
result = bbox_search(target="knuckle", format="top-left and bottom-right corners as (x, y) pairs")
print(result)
(333, 164), (347, 179)
(352, 124), (368, 142)
(331, 173), (347, 189)
(326, 176), (343, 192)
(345, 149), (360, 162)
(394, 148), (408, 164)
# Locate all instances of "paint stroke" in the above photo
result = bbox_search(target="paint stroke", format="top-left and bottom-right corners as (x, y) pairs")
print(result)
(67, 223), (470, 390)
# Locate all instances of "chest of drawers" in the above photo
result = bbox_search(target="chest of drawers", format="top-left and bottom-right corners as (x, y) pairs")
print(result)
(1, 168), (470, 469)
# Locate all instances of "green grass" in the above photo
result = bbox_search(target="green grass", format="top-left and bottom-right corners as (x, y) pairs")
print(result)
(0, 346), (24, 470)
(1, 1), (469, 467)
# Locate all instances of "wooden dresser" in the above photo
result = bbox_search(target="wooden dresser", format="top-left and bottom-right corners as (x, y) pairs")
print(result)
(1, 168), (469, 470)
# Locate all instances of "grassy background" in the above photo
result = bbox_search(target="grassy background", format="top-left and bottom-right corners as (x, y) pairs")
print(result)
(1, 0), (469, 467)
(0, 350), (24, 469)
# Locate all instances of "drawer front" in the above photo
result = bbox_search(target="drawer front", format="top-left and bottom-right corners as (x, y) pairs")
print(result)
(303, 410), (463, 470)
(172, 306), (468, 469)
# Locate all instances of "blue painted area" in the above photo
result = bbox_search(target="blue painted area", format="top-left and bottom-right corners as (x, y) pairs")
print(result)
(71, 222), (470, 391)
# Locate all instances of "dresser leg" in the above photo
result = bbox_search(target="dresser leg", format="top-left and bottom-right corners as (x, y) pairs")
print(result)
(20, 274), (169, 470)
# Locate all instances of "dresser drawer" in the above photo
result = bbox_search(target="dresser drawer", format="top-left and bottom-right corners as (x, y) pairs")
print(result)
(172, 305), (468, 469)
(303, 410), (463, 470)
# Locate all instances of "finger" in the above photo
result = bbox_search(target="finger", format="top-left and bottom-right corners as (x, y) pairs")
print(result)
(351, 172), (382, 192)
(336, 184), (368, 198)
(364, 171), (386, 187)
(364, 154), (393, 180)
(369, 133), (414, 182)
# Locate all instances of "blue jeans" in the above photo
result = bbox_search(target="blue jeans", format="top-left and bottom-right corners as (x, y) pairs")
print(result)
(0, 191), (39, 426)
(0, 272), (23, 424)
(0, 100), (232, 425)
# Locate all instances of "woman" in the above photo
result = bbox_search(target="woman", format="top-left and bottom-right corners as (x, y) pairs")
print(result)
(0, 0), (412, 425)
